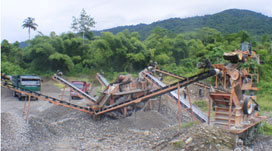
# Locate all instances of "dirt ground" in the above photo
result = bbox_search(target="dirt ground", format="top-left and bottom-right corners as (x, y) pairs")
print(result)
(1, 80), (272, 151)
(1, 80), (185, 151)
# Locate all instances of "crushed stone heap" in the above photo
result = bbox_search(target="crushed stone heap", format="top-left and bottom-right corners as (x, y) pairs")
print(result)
(173, 123), (236, 151)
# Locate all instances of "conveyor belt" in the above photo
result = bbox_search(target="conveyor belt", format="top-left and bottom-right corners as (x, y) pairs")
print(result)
(155, 68), (226, 93)
(144, 72), (208, 122)
(94, 69), (217, 116)
(1, 80), (93, 114)
(52, 74), (96, 104)
(2, 69), (217, 118)
(96, 73), (109, 87)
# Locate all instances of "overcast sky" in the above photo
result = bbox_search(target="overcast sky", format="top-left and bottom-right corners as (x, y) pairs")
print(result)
(1, 0), (272, 43)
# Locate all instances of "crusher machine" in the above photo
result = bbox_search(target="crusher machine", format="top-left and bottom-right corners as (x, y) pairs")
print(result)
(210, 43), (266, 142)
(147, 43), (266, 142)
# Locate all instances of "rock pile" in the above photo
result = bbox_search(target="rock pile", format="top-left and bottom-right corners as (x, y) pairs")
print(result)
(172, 124), (236, 151)
(1, 112), (30, 151)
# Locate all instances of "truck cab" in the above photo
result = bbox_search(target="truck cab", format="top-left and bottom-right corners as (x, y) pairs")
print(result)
(12, 75), (41, 101)
(70, 81), (90, 99)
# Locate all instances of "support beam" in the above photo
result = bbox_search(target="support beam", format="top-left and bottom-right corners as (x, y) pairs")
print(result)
(61, 87), (66, 101)
(22, 96), (27, 117)
(25, 96), (31, 122)
(178, 83), (181, 132)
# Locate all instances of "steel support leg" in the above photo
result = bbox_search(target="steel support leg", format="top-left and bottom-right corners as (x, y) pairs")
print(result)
(22, 96), (27, 117)
(178, 83), (182, 132)
(26, 96), (31, 122)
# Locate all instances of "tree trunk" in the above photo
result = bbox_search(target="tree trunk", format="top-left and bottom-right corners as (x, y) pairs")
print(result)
(28, 27), (31, 40)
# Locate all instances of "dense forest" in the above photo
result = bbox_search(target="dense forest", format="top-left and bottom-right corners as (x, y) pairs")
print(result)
(2, 27), (271, 77)
(97, 9), (272, 40)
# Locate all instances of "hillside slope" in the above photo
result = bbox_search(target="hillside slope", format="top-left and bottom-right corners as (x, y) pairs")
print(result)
(96, 9), (272, 39)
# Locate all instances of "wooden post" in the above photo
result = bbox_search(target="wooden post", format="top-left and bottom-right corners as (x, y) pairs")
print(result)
(22, 96), (27, 117)
(149, 100), (153, 110)
(208, 97), (211, 125)
(123, 107), (127, 117)
(110, 97), (114, 105)
(61, 87), (66, 101)
(158, 96), (162, 112)
(215, 75), (218, 88)
(228, 90), (233, 128)
(186, 87), (195, 121)
(224, 72), (227, 89)
(25, 96), (31, 122)
(178, 83), (181, 132)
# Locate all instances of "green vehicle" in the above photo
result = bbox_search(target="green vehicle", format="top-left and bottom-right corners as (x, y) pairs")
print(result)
(11, 75), (41, 101)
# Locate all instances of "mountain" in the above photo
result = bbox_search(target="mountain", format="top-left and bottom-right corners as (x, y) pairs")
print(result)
(95, 9), (272, 40)
(19, 41), (29, 48)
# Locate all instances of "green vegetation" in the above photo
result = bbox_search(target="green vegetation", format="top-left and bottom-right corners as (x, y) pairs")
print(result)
(180, 121), (198, 129)
(71, 9), (95, 42)
(98, 9), (272, 40)
(258, 122), (272, 136)
(193, 100), (209, 112)
(54, 83), (65, 89)
(263, 123), (272, 136)
(173, 140), (183, 148)
(22, 17), (38, 40)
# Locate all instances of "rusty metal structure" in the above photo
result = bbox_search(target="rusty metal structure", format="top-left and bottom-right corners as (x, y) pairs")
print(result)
(52, 74), (97, 104)
(144, 43), (266, 142)
(210, 43), (265, 137)
(155, 44), (265, 134)
(142, 70), (208, 122)
(1, 67), (218, 120)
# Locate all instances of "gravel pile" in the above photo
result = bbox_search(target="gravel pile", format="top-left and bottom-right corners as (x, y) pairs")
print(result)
(2, 96), (188, 151)
(170, 123), (236, 151)
(251, 135), (272, 151)
(1, 112), (31, 151)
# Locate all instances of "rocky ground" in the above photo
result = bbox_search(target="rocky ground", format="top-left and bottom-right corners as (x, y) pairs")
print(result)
(1, 80), (272, 151)
(1, 80), (186, 151)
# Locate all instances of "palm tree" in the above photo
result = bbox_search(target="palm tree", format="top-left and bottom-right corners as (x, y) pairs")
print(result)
(22, 17), (38, 40)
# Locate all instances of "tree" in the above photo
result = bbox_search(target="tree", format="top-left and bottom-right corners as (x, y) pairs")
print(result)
(198, 27), (222, 46)
(22, 17), (38, 40)
(238, 31), (250, 43)
(71, 9), (95, 43)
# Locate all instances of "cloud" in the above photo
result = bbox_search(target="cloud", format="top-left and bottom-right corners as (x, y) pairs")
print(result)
(1, 0), (271, 42)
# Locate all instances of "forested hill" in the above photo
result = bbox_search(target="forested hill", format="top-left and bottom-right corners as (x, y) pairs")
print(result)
(96, 9), (272, 40)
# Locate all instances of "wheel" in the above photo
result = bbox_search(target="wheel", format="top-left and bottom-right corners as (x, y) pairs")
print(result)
(12, 91), (17, 97)
(18, 96), (24, 101)
(243, 98), (254, 115)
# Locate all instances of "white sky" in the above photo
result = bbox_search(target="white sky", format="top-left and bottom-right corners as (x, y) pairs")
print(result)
(1, 0), (272, 43)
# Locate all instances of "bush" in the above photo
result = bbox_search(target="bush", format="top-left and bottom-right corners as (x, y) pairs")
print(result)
(258, 122), (272, 136)
(1, 61), (25, 75)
